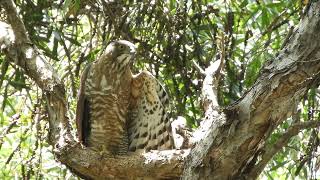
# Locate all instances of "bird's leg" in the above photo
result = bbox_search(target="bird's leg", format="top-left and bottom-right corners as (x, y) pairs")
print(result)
(98, 145), (117, 159)
(98, 145), (107, 159)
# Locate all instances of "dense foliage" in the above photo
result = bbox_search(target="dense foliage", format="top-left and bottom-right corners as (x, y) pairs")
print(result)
(0, 0), (319, 179)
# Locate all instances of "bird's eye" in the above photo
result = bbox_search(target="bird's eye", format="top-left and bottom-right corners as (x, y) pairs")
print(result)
(119, 45), (125, 50)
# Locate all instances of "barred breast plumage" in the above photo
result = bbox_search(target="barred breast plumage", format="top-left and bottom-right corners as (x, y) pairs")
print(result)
(76, 40), (176, 156)
(85, 63), (132, 154)
(76, 40), (135, 155)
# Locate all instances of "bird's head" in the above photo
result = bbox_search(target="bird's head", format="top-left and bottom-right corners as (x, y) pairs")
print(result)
(104, 40), (136, 69)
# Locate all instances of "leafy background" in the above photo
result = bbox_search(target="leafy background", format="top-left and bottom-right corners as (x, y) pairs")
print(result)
(0, 0), (319, 179)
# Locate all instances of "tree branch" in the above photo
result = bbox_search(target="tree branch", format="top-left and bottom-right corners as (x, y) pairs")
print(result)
(0, 0), (188, 178)
(248, 120), (320, 179)
(0, 0), (28, 43)
(56, 144), (189, 179)
(183, 58), (224, 178)
(183, 2), (320, 179)
(0, 0), (70, 145)
(2, 0), (320, 179)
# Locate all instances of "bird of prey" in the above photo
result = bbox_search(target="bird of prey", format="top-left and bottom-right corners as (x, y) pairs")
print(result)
(76, 40), (173, 155)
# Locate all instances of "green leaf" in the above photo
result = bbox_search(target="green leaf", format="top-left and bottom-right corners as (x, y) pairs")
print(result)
(261, 8), (270, 29)
(64, 35), (81, 46)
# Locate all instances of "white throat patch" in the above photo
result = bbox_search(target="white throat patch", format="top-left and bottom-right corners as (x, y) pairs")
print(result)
(117, 54), (131, 66)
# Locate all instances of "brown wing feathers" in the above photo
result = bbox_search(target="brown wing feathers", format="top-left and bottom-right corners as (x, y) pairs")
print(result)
(76, 40), (174, 154)
(128, 71), (173, 152)
(76, 64), (91, 145)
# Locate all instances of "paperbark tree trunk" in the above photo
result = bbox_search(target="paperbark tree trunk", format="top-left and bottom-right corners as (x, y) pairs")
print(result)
(1, 0), (320, 179)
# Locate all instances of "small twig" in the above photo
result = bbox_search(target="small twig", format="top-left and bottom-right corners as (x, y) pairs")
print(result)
(295, 129), (319, 176)
(215, 32), (225, 85)
(5, 124), (29, 165)
(280, 26), (294, 50)
(59, 31), (77, 97)
(261, 10), (287, 36)
(298, 57), (320, 63)
(191, 60), (205, 75)
(5, 142), (21, 165)
(0, 114), (20, 149)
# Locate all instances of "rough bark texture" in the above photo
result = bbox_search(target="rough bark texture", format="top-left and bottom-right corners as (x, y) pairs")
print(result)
(0, 0), (187, 178)
(183, 3), (320, 179)
(1, 0), (320, 179)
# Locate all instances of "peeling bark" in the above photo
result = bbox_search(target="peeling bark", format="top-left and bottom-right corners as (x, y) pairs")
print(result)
(56, 145), (189, 179)
(183, 2), (320, 179)
(1, 0), (320, 179)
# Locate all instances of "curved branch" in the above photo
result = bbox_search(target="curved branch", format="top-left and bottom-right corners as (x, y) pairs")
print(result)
(0, 0), (28, 43)
(1, 0), (70, 145)
(2, 0), (320, 179)
(183, 2), (320, 179)
(0, 0), (187, 178)
(56, 144), (189, 179)
(249, 120), (320, 179)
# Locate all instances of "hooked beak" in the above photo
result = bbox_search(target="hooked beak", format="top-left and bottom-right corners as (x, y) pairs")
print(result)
(129, 43), (137, 55)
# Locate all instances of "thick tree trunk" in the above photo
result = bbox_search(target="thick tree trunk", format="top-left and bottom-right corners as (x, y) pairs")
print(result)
(1, 0), (320, 179)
